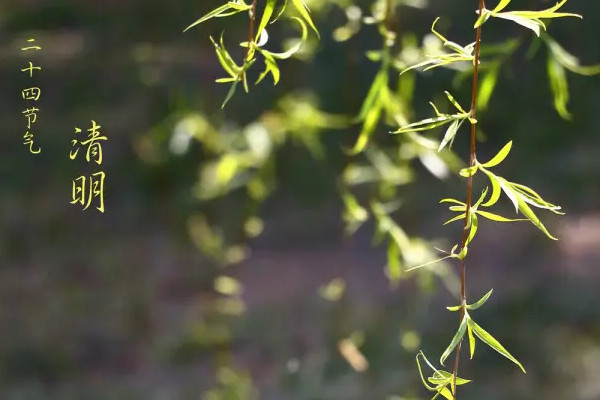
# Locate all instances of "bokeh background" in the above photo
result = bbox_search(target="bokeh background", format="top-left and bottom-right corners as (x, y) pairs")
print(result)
(1, 0), (599, 399)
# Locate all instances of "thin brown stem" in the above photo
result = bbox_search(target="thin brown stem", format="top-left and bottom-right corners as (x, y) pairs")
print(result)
(385, 0), (394, 30)
(246, 0), (257, 61)
(451, 0), (485, 399)
(241, 0), (257, 84)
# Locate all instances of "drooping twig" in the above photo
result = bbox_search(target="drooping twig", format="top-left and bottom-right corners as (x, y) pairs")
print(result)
(451, 0), (485, 398)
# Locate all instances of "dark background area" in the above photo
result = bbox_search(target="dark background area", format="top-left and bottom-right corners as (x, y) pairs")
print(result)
(0, 0), (599, 399)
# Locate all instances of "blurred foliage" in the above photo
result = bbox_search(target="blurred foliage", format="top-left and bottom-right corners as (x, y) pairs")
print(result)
(1, 0), (599, 399)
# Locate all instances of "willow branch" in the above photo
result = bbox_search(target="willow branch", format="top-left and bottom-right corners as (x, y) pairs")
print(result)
(451, 0), (485, 398)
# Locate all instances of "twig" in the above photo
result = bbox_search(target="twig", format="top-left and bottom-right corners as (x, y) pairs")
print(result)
(451, 0), (485, 398)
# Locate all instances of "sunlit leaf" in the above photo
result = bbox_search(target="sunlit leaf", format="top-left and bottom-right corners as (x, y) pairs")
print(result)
(481, 173), (501, 207)
(465, 213), (478, 246)
(440, 314), (468, 365)
(467, 289), (493, 310)
(547, 54), (571, 120)
(477, 63), (500, 111)
(443, 213), (466, 226)
(387, 241), (402, 283)
(492, 0), (512, 13)
(545, 35), (600, 75)
(468, 318), (526, 373)
(475, 210), (527, 222)
(439, 119), (462, 151)
(184, 1), (252, 32)
(467, 323), (476, 359)
(291, 0), (319, 37)
(459, 165), (478, 177)
(261, 17), (308, 59)
(480, 140), (512, 168)
(256, 0), (277, 42)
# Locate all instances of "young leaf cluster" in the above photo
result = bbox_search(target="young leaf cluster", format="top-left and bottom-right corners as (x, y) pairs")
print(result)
(475, 0), (581, 37)
(393, 91), (476, 152)
(184, 0), (318, 107)
(440, 289), (525, 373)
(399, 18), (475, 76)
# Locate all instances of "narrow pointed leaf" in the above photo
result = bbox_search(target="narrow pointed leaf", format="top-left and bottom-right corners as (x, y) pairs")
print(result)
(468, 318), (526, 373)
(497, 176), (519, 212)
(516, 195), (558, 240)
(495, 14), (543, 36)
(547, 54), (571, 120)
(184, 2), (252, 32)
(265, 17), (307, 59)
(439, 119), (461, 151)
(444, 213), (466, 226)
(444, 91), (467, 114)
(256, 0), (277, 42)
(492, 0), (512, 13)
(465, 213), (478, 246)
(468, 323), (476, 359)
(416, 352), (439, 391)
(291, 0), (319, 37)
(467, 289), (493, 310)
(358, 69), (387, 120)
(440, 198), (466, 206)
(475, 210), (527, 222)
(481, 173), (502, 207)
(440, 314), (468, 365)
(481, 141), (512, 168)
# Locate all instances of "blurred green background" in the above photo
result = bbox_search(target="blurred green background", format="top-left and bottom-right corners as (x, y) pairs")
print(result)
(1, 0), (599, 399)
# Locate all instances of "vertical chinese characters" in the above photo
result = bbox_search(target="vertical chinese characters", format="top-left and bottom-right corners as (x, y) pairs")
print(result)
(20, 38), (42, 154)
(70, 121), (108, 213)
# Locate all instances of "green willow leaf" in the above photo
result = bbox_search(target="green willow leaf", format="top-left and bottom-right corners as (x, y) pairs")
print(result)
(496, 176), (519, 212)
(490, 0), (581, 36)
(467, 323), (476, 359)
(444, 91), (468, 114)
(222, 80), (239, 108)
(439, 386), (453, 400)
(480, 140), (512, 168)
(256, 52), (280, 84)
(515, 194), (558, 240)
(416, 352), (439, 392)
(210, 34), (241, 78)
(481, 173), (501, 207)
(352, 100), (382, 154)
(439, 119), (462, 151)
(475, 210), (527, 222)
(256, 0), (277, 42)
(477, 63), (500, 111)
(467, 289), (493, 310)
(358, 69), (387, 121)
(468, 318), (526, 373)
(547, 54), (571, 120)
(440, 314), (469, 365)
(510, 182), (563, 213)
(387, 241), (402, 283)
(272, 0), (288, 23)
(473, 187), (489, 209)
(440, 198), (466, 206)
(261, 17), (308, 59)
(545, 35), (600, 75)
(184, 1), (252, 32)
(459, 165), (478, 177)
(494, 14), (544, 36)
(444, 212), (466, 226)
(291, 0), (319, 37)
(465, 213), (478, 246)
(429, 370), (471, 386)
(492, 0), (512, 13)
